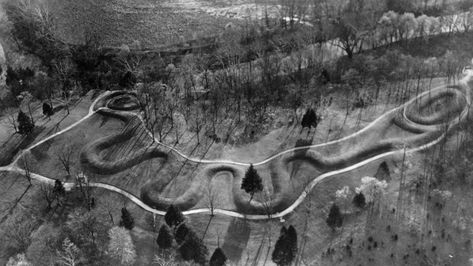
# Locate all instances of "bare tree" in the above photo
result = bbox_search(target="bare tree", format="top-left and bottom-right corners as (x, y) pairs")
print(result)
(2, 108), (19, 133)
(56, 238), (81, 266)
(53, 59), (76, 115)
(76, 172), (93, 210)
(107, 227), (137, 265)
(40, 183), (55, 211)
(191, 104), (205, 145)
(21, 156), (33, 187)
(3, 216), (37, 252)
(206, 183), (217, 217)
(57, 145), (74, 178)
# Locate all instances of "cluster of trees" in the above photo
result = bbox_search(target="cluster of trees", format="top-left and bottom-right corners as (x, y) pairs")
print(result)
(2, 0), (136, 111)
(154, 204), (227, 265)
(327, 189), (370, 231)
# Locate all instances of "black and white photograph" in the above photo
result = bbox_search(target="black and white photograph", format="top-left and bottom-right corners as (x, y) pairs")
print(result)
(0, 0), (472, 265)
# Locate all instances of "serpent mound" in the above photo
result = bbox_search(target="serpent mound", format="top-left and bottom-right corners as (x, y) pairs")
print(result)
(81, 86), (470, 216)
(393, 86), (468, 134)
(80, 109), (168, 175)
(93, 91), (139, 111)
(107, 94), (140, 111)
(405, 86), (466, 125)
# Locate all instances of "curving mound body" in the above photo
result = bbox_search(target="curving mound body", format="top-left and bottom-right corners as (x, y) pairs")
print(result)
(79, 84), (470, 215)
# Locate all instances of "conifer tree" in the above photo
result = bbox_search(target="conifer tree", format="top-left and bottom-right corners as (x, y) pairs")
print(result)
(156, 224), (173, 250)
(241, 164), (263, 202)
(272, 225), (297, 266)
(42, 102), (54, 116)
(175, 223), (190, 245)
(209, 247), (227, 266)
(164, 204), (185, 228)
(326, 204), (343, 230)
(53, 179), (66, 197)
(301, 108), (318, 130)
(120, 207), (134, 230)
(17, 110), (34, 135)
(178, 231), (208, 265)
(287, 225), (298, 256)
(353, 192), (366, 208)
(301, 109), (310, 128)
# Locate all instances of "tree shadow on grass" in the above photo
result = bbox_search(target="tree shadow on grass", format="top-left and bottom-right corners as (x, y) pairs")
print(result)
(0, 126), (45, 166)
(222, 218), (251, 263)
(290, 137), (314, 179)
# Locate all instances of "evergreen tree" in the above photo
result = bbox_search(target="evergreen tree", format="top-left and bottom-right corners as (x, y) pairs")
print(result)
(175, 223), (189, 245)
(178, 231), (208, 265)
(272, 225), (297, 266)
(164, 204), (185, 228)
(119, 207), (134, 230)
(209, 247), (227, 266)
(326, 204), (343, 230)
(353, 192), (366, 208)
(301, 108), (318, 129)
(241, 164), (263, 202)
(53, 179), (66, 197)
(287, 225), (298, 256)
(308, 109), (318, 128)
(156, 224), (173, 250)
(301, 109), (310, 128)
(42, 102), (54, 116)
(17, 110), (34, 135)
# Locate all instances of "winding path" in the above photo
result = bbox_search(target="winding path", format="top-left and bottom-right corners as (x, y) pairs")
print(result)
(0, 72), (472, 220)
